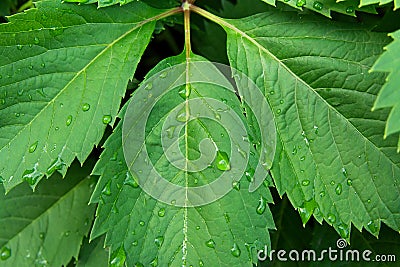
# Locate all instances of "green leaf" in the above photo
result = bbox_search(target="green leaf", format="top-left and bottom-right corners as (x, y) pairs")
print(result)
(90, 54), (275, 266)
(360, 0), (399, 10)
(204, 9), (400, 237)
(0, 0), (171, 191)
(371, 30), (400, 152)
(260, 0), (377, 17)
(0, 160), (96, 266)
(63, 0), (181, 9)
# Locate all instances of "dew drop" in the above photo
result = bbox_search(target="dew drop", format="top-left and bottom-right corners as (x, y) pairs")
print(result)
(159, 71), (167, 78)
(17, 89), (24, 96)
(296, 0), (306, 6)
(245, 168), (255, 182)
(292, 146), (297, 155)
(199, 260), (204, 267)
(110, 245), (126, 267)
(46, 157), (65, 176)
(346, 6), (354, 13)
(195, 226), (200, 230)
(337, 223), (350, 239)
(82, 103), (90, 112)
(154, 236), (164, 248)
(313, 1), (323, 10)
(205, 239), (216, 248)
(158, 208), (165, 217)
(64, 231), (71, 237)
(124, 172), (139, 188)
(269, 90), (275, 95)
(232, 180), (240, 191)
(231, 243), (241, 257)
(175, 106), (187, 122)
(216, 151), (230, 171)
(17, 44), (23, 50)
(335, 183), (342, 195)
(0, 246), (11, 260)
(145, 83), (153, 90)
(139, 221), (145, 226)
(346, 179), (352, 186)
(214, 112), (221, 120)
(330, 180), (335, 185)
(276, 109), (281, 115)
(23, 167), (42, 186)
(102, 115), (112, 124)
(300, 156), (306, 161)
(39, 232), (45, 239)
(66, 115), (73, 126)
(132, 240), (138, 246)
(102, 181), (112, 196)
(280, 99), (284, 104)
(302, 180), (310, 186)
(367, 220), (379, 234)
(34, 37), (40, 44)
(166, 126), (175, 139)
(224, 212), (230, 223)
(319, 191), (325, 197)
(342, 167), (348, 178)
(41, 63), (45, 68)
(29, 141), (38, 153)
(150, 257), (158, 267)
(327, 213), (336, 224)
(256, 196), (267, 215)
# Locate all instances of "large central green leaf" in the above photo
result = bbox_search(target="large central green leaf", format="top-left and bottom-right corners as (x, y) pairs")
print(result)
(199, 9), (400, 237)
(91, 54), (275, 266)
(0, 0), (172, 191)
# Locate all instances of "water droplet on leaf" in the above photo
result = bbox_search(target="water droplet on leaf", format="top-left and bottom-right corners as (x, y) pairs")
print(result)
(256, 196), (267, 215)
(102, 115), (112, 124)
(335, 183), (342, 195)
(296, 0), (306, 6)
(29, 141), (38, 153)
(46, 157), (65, 176)
(205, 239), (216, 248)
(232, 180), (240, 191)
(231, 243), (241, 257)
(327, 213), (336, 224)
(110, 245), (126, 267)
(102, 181), (112, 196)
(124, 172), (139, 188)
(66, 115), (73, 126)
(313, 1), (323, 10)
(346, 179), (352, 186)
(17, 44), (23, 50)
(0, 246), (11, 260)
(139, 221), (145, 226)
(176, 106), (187, 122)
(245, 168), (255, 182)
(346, 6), (354, 13)
(150, 257), (158, 267)
(155, 236), (164, 248)
(302, 180), (310, 186)
(23, 167), (42, 187)
(82, 103), (90, 112)
(158, 208), (165, 217)
(34, 37), (39, 44)
(216, 151), (230, 171)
